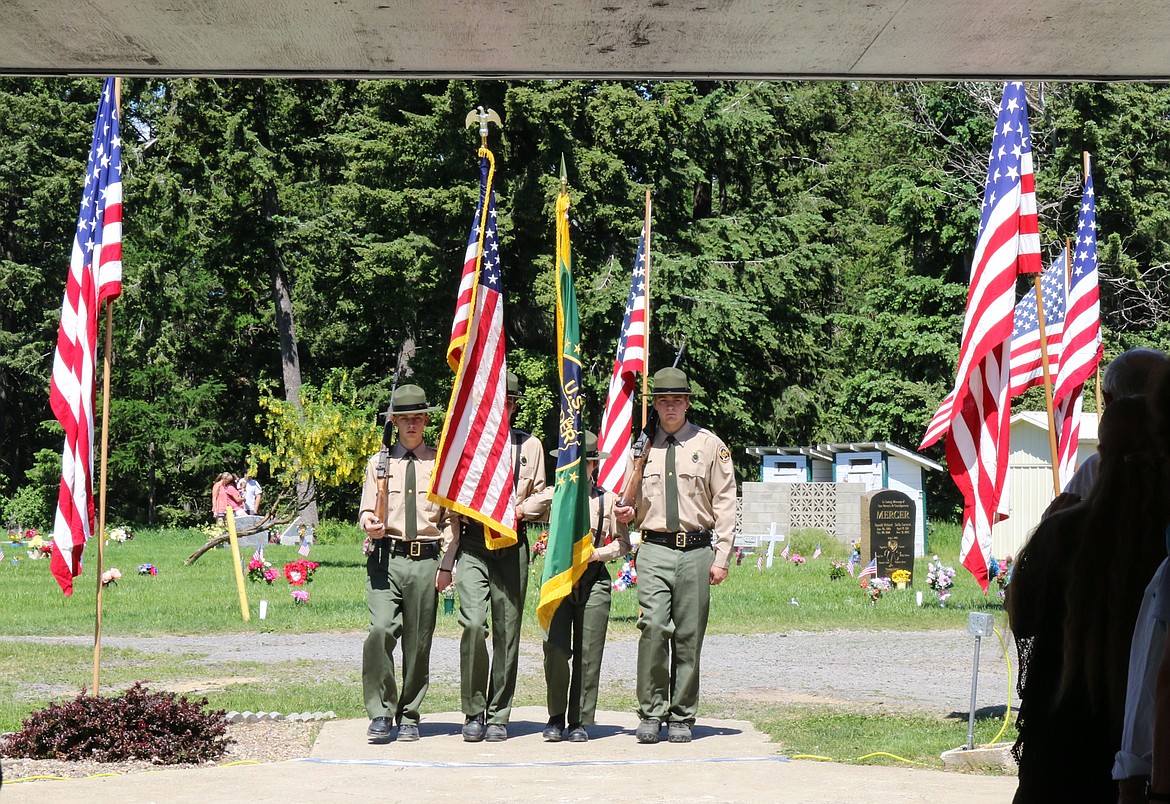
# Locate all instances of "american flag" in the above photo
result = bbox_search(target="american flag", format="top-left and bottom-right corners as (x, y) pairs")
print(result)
(1008, 254), (1066, 397)
(846, 556), (856, 577)
(252, 544), (265, 563)
(47, 78), (123, 597)
(447, 150), (491, 372)
(429, 153), (517, 549)
(1052, 162), (1102, 487)
(298, 539), (311, 558)
(811, 544), (821, 560)
(780, 543), (790, 560)
(857, 557), (877, 581)
(920, 82), (1041, 592)
(596, 226), (649, 495)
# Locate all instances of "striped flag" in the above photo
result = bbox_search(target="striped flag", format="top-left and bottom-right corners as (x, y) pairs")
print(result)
(780, 543), (790, 560)
(298, 539), (311, 558)
(1052, 162), (1103, 488)
(597, 226), (649, 495)
(920, 82), (1041, 592)
(47, 78), (124, 597)
(446, 153), (489, 372)
(429, 150), (517, 549)
(537, 183), (594, 632)
(1008, 254), (1066, 397)
(846, 556), (856, 577)
(857, 557), (878, 581)
(812, 544), (822, 560)
(252, 544), (265, 563)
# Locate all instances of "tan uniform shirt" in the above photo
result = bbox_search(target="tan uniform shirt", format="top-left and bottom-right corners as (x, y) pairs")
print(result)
(444, 428), (548, 558)
(517, 485), (632, 561)
(359, 443), (456, 566)
(632, 420), (737, 570)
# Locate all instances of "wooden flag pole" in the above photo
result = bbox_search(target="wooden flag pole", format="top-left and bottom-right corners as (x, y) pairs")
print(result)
(641, 190), (652, 423)
(92, 300), (115, 695)
(92, 77), (123, 696)
(1034, 262), (1061, 497)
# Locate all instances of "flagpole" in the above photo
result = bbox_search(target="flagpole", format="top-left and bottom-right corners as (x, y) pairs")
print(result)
(1034, 266), (1061, 497)
(641, 190), (652, 424)
(92, 77), (123, 695)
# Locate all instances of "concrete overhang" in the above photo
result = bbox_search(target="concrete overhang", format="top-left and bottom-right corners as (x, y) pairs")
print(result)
(3, 1), (1167, 80)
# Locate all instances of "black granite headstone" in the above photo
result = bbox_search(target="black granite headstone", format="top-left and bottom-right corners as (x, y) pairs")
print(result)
(860, 489), (916, 584)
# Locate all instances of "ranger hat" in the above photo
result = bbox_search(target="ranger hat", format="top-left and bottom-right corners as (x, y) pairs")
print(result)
(383, 384), (439, 418)
(506, 371), (521, 398)
(651, 367), (691, 395)
(548, 430), (610, 460)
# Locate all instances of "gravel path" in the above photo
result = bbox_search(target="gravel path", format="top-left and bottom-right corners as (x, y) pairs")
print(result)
(7, 628), (1016, 716)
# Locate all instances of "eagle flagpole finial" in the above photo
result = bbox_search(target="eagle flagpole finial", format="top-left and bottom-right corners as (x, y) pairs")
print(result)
(464, 106), (502, 147)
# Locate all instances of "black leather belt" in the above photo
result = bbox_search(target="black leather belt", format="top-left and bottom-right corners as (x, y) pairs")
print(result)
(642, 530), (713, 551)
(388, 539), (441, 559)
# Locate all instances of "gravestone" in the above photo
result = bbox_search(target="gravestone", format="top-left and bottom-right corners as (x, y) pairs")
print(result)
(860, 489), (916, 584)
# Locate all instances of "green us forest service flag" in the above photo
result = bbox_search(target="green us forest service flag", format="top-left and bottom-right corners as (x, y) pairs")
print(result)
(537, 184), (593, 632)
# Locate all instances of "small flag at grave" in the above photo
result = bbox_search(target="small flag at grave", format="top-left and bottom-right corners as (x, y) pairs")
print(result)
(812, 544), (821, 560)
(846, 556), (856, 577)
(780, 544), (790, 560)
(252, 544), (265, 563)
(298, 539), (311, 558)
(858, 557), (878, 581)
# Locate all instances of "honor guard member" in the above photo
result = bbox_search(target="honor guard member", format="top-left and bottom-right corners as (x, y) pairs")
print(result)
(449, 371), (547, 742)
(358, 384), (455, 743)
(614, 367), (736, 744)
(523, 431), (631, 743)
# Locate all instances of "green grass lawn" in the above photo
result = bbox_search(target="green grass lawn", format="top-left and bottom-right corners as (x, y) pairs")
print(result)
(0, 522), (1018, 768)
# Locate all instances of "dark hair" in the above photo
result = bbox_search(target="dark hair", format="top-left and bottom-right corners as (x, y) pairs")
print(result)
(1057, 395), (1167, 728)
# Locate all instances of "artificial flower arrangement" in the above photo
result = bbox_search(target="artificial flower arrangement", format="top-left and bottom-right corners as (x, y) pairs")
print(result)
(829, 561), (848, 581)
(988, 555), (1013, 599)
(788, 552), (806, 565)
(441, 582), (456, 600)
(890, 569), (911, 588)
(531, 530), (549, 560)
(926, 555), (956, 604)
(26, 532), (51, 560)
(283, 559), (319, 586)
(247, 556), (280, 584)
(612, 553), (637, 591)
(137, 564), (158, 576)
(291, 589), (309, 604)
(861, 576), (892, 603)
(735, 546), (746, 566)
(100, 567), (122, 587)
(107, 526), (134, 543)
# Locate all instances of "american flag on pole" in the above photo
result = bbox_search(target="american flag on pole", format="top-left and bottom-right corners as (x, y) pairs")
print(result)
(429, 151), (517, 549)
(1008, 254), (1066, 397)
(1052, 162), (1102, 487)
(857, 557), (878, 581)
(920, 82), (1041, 592)
(846, 556), (856, 577)
(780, 543), (790, 560)
(47, 78), (123, 597)
(812, 544), (822, 560)
(298, 539), (312, 558)
(596, 227), (648, 495)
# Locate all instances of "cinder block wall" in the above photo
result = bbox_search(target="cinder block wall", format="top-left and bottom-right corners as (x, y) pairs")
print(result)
(739, 481), (865, 544)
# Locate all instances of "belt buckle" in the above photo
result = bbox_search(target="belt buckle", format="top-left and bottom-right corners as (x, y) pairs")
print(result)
(410, 541), (422, 558)
(675, 531), (687, 549)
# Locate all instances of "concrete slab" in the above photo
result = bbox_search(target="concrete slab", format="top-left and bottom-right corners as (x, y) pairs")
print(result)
(3, 707), (1018, 803)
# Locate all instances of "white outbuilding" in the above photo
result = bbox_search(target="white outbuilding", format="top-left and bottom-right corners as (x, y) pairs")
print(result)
(991, 410), (1100, 559)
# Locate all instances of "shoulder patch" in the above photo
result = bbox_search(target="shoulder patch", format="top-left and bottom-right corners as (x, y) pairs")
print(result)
(718, 446), (732, 464)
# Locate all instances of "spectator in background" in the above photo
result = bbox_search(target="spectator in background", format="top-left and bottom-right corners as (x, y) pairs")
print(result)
(212, 472), (244, 525)
(1008, 395), (1169, 802)
(240, 473), (262, 515)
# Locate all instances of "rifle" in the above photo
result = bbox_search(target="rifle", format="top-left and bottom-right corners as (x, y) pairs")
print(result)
(618, 341), (685, 508)
(372, 357), (405, 538)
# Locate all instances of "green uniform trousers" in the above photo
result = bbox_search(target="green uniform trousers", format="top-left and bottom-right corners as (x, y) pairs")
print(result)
(543, 564), (612, 727)
(456, 542), (523, 725)
(635, 542), (713, 724)
(363, 546), (439, 726)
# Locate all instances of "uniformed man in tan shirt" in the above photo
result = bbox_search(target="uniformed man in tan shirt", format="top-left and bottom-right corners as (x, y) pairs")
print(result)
(358, 384), (456, 743)
(521, 430), (632, 742)
(448, 371), (547, 743)
(614, 367), (736, 744)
